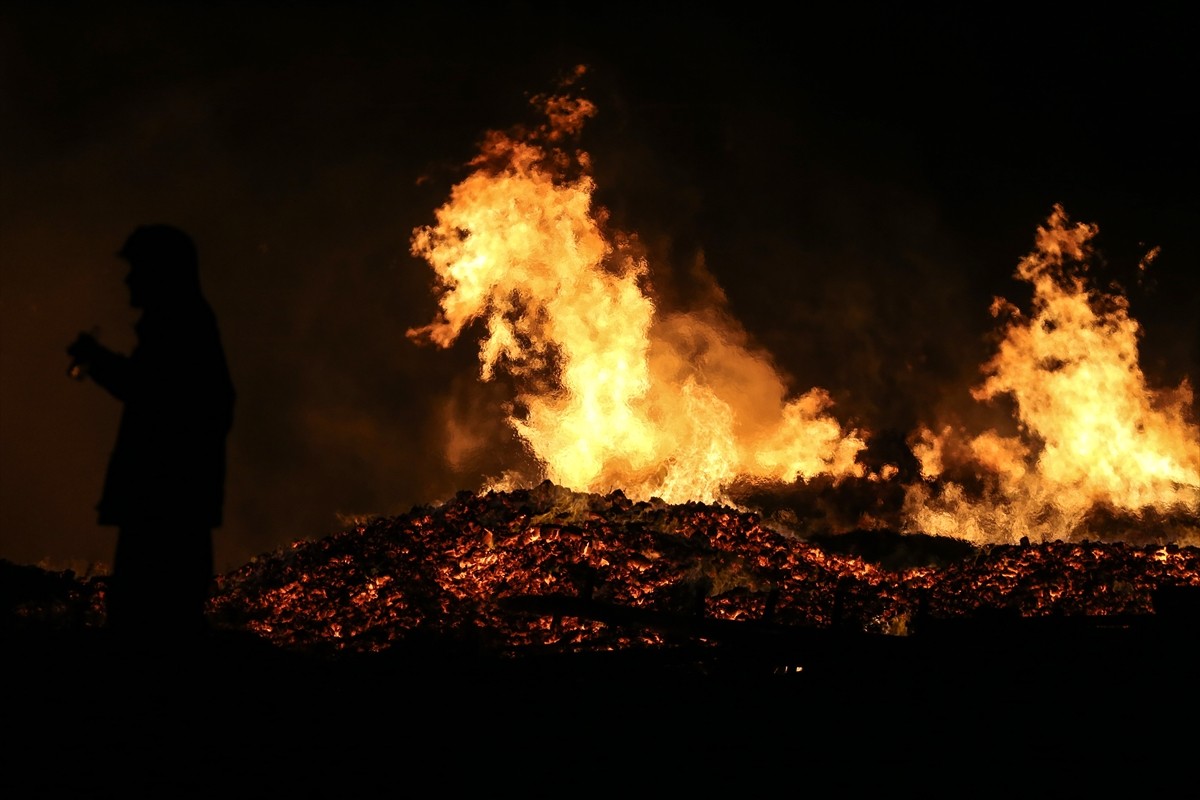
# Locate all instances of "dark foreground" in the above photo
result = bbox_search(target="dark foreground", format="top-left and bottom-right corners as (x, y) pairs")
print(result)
(6, 611), (1198, 796)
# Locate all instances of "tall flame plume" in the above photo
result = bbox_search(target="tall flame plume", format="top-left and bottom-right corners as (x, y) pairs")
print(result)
(408, 68), (866, 504)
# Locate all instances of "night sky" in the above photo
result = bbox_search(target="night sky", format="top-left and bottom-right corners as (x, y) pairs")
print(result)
(3, 3), (1197, 574)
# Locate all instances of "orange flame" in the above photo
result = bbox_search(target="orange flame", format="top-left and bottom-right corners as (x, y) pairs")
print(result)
(905, 205), (1200, 544)
(409, 69), (865, 504)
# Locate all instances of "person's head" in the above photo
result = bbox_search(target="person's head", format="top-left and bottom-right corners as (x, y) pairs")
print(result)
(117, 224), (201, 308)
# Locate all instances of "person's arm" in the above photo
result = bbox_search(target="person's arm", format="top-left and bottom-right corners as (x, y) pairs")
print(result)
(67, 331), (132, 401)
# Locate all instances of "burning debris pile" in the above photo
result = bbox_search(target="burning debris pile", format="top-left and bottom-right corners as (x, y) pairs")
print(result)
(206, 481), (1200, 659)
(11, 71), (1197, 688)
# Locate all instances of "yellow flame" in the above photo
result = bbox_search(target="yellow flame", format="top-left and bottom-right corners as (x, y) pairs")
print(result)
(906, 205), (1200, 543)
(409, 71), (865, 504)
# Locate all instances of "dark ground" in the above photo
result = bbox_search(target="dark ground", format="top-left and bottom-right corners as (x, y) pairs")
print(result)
(5, 605), (1198, 796)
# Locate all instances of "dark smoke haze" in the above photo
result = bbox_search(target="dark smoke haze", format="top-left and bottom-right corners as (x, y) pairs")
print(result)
(3, 4), (1196, 573)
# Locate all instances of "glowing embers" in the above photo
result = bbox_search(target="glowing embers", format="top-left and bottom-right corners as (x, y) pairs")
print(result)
(207, 485), (1200, 656)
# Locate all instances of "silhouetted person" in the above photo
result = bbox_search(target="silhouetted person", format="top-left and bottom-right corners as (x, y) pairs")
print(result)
(67, 225), (234, 645)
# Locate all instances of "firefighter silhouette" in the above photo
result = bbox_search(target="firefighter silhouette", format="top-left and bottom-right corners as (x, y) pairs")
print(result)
(68, 224), (234, 641)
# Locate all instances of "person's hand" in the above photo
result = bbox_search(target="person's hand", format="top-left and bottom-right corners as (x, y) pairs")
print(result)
(67, 330), (101, 379)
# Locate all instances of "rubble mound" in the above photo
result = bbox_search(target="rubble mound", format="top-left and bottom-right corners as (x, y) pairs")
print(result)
(207, 482), (1200, 658)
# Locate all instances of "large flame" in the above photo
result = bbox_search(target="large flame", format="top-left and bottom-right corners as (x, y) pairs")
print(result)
(905, 205), (1200, 544)
(408, 69), (865, 504)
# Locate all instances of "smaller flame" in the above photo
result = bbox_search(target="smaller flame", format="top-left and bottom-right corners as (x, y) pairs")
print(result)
(905, 205), (1200, 544)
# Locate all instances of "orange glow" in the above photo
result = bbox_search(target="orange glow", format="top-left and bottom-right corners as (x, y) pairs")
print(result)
(408, 68), (865, 504)
(905, 205), (1200, 544)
